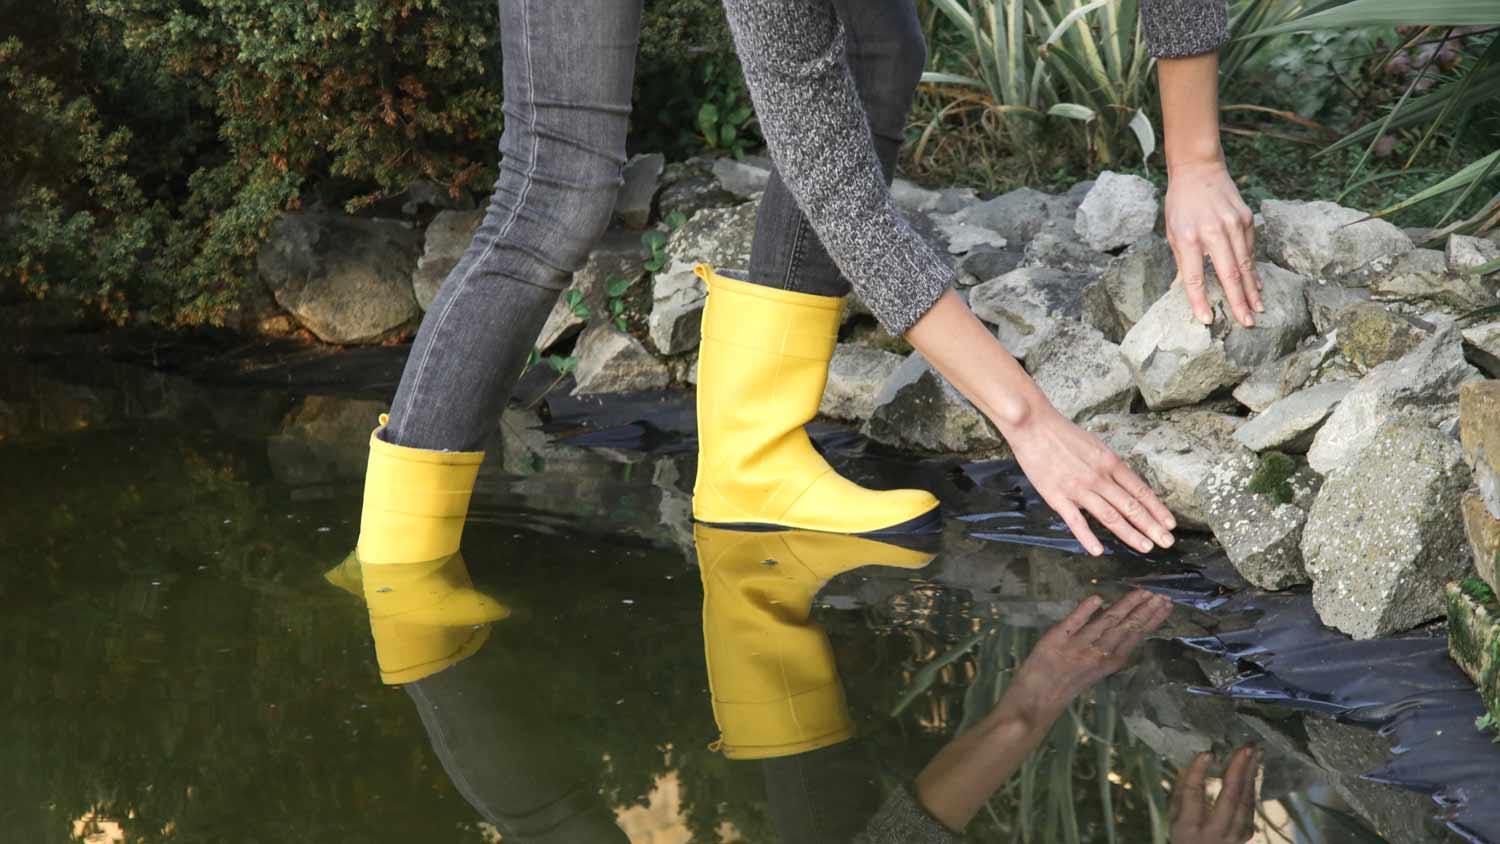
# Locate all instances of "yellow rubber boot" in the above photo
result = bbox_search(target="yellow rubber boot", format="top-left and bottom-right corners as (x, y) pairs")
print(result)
(355, 413), (484, 567)
(695, 524), (936, 759)
(325, 551), (510, 684)
(691, 265), (941, 535)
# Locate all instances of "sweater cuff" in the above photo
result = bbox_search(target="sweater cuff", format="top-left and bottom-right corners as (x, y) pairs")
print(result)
(866, 251), (956, 337)
(857, 785), (965, 844)
(1141, 0), (1231, 58)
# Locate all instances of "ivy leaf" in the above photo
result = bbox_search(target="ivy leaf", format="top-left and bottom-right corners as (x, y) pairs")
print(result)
(614, 315), (628, 331)
(664, 209), (687, 230)
(697, 102), (719, 137)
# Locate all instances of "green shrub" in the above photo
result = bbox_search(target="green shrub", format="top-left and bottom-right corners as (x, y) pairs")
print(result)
(634, 0), (762, 159)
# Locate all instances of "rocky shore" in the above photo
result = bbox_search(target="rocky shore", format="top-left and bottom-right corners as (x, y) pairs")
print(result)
(242, 154), (1500, 654)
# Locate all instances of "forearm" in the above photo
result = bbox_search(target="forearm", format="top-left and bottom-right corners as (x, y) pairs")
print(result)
(913, 694), (1061, 831)
(1158, 52), (1225, 173)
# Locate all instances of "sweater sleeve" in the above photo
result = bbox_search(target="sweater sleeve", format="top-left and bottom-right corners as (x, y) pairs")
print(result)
(852, 785), (965, 844)
(719, 0), (955, 336)
(1139, 0), (1231, 58)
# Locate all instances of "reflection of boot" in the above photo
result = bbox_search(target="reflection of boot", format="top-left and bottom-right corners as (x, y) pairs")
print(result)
(695, 524), (936, 759)
(691, 265), (940, 535)
(325, 551), (508, 684)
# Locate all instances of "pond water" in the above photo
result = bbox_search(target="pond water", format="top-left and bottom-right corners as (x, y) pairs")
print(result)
(0, 352), (1484, 843)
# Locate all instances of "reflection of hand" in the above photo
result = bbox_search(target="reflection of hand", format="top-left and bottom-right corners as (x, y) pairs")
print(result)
(1006, 407), (1177, 556)
(1170, 746), (1261, 844)
(1000, 589), (1174, 728)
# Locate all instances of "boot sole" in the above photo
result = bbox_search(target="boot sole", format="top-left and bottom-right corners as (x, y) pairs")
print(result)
(694, 504), (943, 541)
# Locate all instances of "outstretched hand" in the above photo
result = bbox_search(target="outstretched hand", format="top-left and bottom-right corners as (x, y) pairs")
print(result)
(1170, 746), (1262, 844)
(1006, 406), (1177, 556)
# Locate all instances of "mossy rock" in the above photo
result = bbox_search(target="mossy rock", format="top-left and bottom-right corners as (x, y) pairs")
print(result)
(1445, 580), (1500, 737)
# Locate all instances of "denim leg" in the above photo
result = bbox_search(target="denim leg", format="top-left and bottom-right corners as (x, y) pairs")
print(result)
(386, 0), (643, 452)
(745, 0), (927, 299)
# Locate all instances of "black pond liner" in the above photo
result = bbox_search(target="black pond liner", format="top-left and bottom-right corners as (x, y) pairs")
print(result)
(546, 389), (1500, 844)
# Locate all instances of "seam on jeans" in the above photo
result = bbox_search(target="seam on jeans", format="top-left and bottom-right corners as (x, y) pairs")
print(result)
(781, 216), (808, 291)
(399, 0), (540, 437)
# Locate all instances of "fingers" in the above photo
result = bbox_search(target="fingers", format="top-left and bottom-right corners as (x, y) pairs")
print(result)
(1094, 591), (1173, 658)
(1111, 461), (1177, 532)
(1096, 480), (1174, 550)
(1054, 497), (1104, 557)
(1230, 747), (1262, 840)
(1078, 588), (1155, 644)
(1210, 746), (1257, 835)
(1225, 219), (1264, 312)
(1173, 240), (1213, 324)
(1171, 751), (1212, 829)
(1202, 229), (1254, 329)
(1078, 490), (1154, 554)
(1053, 594), (1105, 640)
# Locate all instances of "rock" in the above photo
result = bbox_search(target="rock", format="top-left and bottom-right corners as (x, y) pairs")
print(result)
(1025, 322), (1136, 422)
(1073, 171), (1159, 252)
(931, 215), (1007, 254)
(1099, 234), (1176, 334)
(1125, 411), (1250, 531)
(1121, 263), (1312, 409)
(1462, 320), (1500, 377)
(1462, 491), (1500, 590)
(889, 180), (978, 214)
(1022, 227), (1111, 273)
(1303, 718), (1444, 844)
(1460, 379), (1500, 518)
(1332, 302), (1432, 371)
(1444, 582), (1500, 731)
(1307, 326), (1481, 474)
(1447, 233), (1500, 273)
(647, 202), (758, 354)
(1232, 335), (1340, 413)
(1260, 199), (1412, 279)
(1082, 412), (1160, 458)
(1233, 380), (1353, 453)
(571, 323), (671, 395)
(257, 212), (421, 345)
(1301, 417), (1472, 639)
(955, 248), (1025, 286)
(536, 228), (645, 351)
(863, 352), (1006, 455)
(710, 156), (771, 199)
(945, 187), (1063, 245)
(1304, 280), (1371, 334)
(1079, 280), (1127, 342)
(398, 179), (474, 217)
(1355, 247), (1496, 312)
(1198, 453), (1320, 589)
(411, 209), (484, 310)
(968, 266), (1091, 362)
(614, 153), (664, 229)
(819, 344), (904, 422)
(656, 158), (738, 220)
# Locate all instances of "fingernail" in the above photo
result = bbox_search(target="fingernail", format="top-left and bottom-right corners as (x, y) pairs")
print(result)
(1255, 303), (1265, 313)
(1166, 515), (1177, 529)
(1158, 532), (1174, 547)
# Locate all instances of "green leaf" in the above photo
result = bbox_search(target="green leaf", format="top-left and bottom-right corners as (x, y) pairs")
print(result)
(609, 297), (625, 316)
(727, 105), (753, 126)
(664, 209), (687, 230)
(641, 229), (668, 251)
(919, 71), (988, 89)
(571, 302), (591, 319)
(719, 124), (737, 147)
(614, 315), (628, 331)
(1048, 103), (1096, 122)
(1127, 108), (1156, 163)
(565, 289), (583, 307)
(697, 102), (720, 137)
(1253, 0), (1499, 36)
(605, 275), (633, 298)
(545, 354), (578, 375)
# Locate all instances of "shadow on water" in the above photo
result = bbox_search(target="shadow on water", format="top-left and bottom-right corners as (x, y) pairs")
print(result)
(1, 355), (1491, 843)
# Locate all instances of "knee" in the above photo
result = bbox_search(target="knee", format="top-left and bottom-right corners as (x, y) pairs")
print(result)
(487, 125), (626, 271)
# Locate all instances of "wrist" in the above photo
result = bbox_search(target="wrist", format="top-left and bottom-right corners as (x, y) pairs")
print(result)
(1166, 144), (1227, 177)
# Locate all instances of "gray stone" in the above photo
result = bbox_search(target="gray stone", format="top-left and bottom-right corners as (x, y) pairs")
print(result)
(1120, 263), (1312, 409)
(819, 344), (904, 422)
(1304, 718), (1445, 844)
(1307, 325), (1481, 474)
(946, 187), (1061, 245)
(1100, 233), (1176, 334)
(891, 179), (979, 214)
(1304, 280), (1371, 334)
(614, 153), (664, 229)
(1459, 380), (1500, 520)
(955, 248), (1025, 286)
(1301, 416), (1472, 639)
(411, 209), (483, 310)
(656, 158), (738, 220)
(258, 212), (421, 345)
(1079, 279), (1126, 342)
(968, 266), (1091, 362)
(1462, 320), (1500, 377)
(1026, 321), (1136, 422)
(863, 352), (1006, 455)
(1447, 233), (1500, 273)
(931, 215), (1007, 254)
(571, 323), (671, 395)
(1232, 334), (1340, 413)
(1234, 380), (1354, 453)
(1023, 226), (1111, 273)
(1333, 302), (1432, 371)
(1355, 247), (1496, 312)
(1261, 199), (1413, 279)
(710, 156), (771, 199)
(648, 202), (758, 354)
(398, 179), (473, 217)
(1198, 453), (1320, 590)
(1122, 411), (1250, 531)
(1074, 171), (1160, 252)
(536, 228), (645, 351)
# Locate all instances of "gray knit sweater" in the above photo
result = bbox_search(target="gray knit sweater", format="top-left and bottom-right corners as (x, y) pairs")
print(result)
(721, 0), (1230, 335)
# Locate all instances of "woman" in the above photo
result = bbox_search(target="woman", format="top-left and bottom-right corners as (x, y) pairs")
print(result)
(353, 0), (1262, 572)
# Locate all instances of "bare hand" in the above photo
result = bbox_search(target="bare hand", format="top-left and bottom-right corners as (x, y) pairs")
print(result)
(1170, 746), (1262, 844)
(1165, 159), (1263, 329)
(1000, 590), (1174, 727)
(1007, 406), (1176, 556)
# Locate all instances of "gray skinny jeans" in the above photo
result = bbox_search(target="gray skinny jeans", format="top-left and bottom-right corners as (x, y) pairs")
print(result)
(386, 0), (926, 452)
